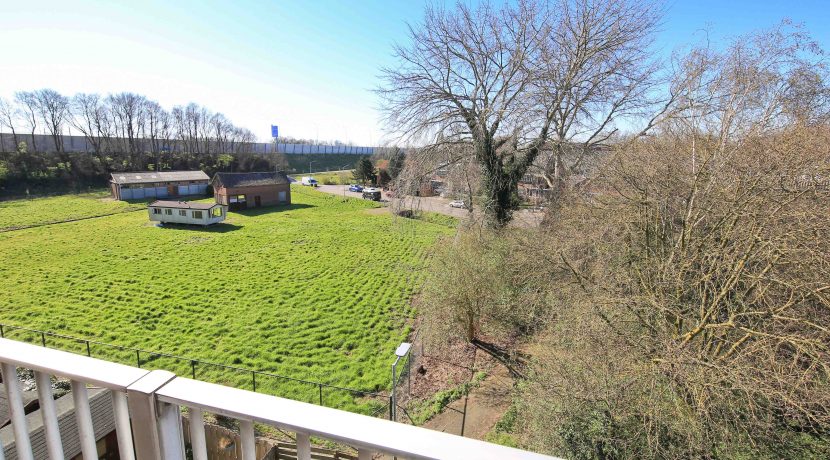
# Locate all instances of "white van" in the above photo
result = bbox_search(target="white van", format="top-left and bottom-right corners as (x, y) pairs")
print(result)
(301, 176), (318, 187)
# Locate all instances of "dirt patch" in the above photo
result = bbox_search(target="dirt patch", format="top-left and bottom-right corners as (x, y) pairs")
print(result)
(420, 355), (513, 439)
(407, 339), (479, 402)
(363, 207), (390, 216)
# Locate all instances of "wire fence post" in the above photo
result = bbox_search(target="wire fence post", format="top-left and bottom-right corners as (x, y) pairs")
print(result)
(136, 350), (141, 368)
(41, 331), (46, 347)
(318, 384), (323, 406)
(252, 371), (257, 392)
(191, 360), (197, 379)
(0, 324), (4, 338)
(85, 340), (91, 357)
(389, 396), (393, 421)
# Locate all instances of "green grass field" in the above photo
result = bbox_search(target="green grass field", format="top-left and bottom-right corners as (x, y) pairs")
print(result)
(0, 191), (144, 231)
(0, 185), (453, 412)
(308, 170), (354, 185)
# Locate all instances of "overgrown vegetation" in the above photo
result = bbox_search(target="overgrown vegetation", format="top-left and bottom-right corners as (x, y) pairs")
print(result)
(0, 185), (454, 412)
(413, 13), (830, 459)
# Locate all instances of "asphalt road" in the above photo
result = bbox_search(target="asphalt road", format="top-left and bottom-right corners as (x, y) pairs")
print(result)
(311, 184), (543, 226)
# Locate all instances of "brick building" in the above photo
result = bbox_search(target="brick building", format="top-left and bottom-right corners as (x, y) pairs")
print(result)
(211, 172), (291, 211)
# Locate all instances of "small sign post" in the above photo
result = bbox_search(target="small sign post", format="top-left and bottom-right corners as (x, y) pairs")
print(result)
(271, 125), (279, 138)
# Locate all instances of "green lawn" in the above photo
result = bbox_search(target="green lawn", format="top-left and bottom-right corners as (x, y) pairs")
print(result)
(0, 191), (143, 231)
(307, 170), (354, 185)
(0, 185), (453, 412)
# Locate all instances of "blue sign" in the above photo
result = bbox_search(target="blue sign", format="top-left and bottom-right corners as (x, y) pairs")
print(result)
(271, 125), (279, 138)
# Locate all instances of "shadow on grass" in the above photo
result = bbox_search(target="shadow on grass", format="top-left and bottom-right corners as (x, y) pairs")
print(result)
(156, 222), (242, 233)
(233, 203), (315, 217)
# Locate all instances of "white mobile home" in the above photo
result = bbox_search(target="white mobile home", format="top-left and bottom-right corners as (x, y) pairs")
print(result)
(148, 201), (226, 226)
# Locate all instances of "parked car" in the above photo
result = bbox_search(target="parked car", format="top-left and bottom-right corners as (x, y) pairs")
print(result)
(362, 188), (381, 201)
(301, 176), (318, 187)
(348, 184), (363, 192)
(449, 200), (466, 209)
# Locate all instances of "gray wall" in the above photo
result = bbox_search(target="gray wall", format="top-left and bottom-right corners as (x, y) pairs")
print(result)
(0, 133), (379, 155)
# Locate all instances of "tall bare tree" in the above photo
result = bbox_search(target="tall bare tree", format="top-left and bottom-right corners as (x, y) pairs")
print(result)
(143, 100), (170, 168)
(107, 92), (147, 168)
(379, 0), (666, 226)
(0, 97), (20, 152)
(32, 89), (70, 159)
(72, 93), (113, 172)
(14, 91), (39, 152)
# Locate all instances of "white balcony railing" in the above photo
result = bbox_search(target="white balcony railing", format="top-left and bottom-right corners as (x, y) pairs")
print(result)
(0, 337), (558, 460)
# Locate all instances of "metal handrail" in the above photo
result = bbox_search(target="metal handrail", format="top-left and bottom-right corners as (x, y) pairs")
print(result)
(0, 337), (559, 460)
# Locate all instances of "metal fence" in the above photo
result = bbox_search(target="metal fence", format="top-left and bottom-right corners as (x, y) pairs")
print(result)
(0, 323), (393, 419)
(390, 338), (419, 422)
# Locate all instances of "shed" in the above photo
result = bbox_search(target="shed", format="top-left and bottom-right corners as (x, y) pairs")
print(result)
(110, 171), (210, 200)
(148, 201), (226, 226)
(211, 172), (291, 211)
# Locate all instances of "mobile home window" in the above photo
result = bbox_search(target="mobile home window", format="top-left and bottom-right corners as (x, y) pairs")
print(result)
(164, 209), (173, 215)
(192, 211), (204, 219)
(152, 208), (161, 214)
(178, 210), (187, 217)
(211, 207), (222, 217)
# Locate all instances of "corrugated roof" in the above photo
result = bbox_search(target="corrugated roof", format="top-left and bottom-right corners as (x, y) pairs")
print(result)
(148, 200), (218, 210)
(0, 383), (39, 429)
(212, 171), (291, 188)
(110, 170), (209, 185)
(1, 387), (114, 459)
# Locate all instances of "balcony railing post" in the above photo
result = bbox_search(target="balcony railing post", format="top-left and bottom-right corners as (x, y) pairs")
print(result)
(34, 371), (64, 460)
(70, 380), (98, 459)
(1, 363), (34, 460)
(111, 390), (136, 460)
(158, 401), (186, 460)
(126, 370), (178, 460)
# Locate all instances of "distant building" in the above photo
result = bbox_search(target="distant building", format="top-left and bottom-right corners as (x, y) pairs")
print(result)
(109, 171), (210, 200)
(148, 201), (226, 226)
(211, 172), (291, 211)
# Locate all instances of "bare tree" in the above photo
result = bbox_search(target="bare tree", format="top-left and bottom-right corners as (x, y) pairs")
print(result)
(14, 91), (39, 152)
(379, 0), (666, 226)
(107, 92), (147, 168)
(71, 93), (113, 172)
(143, 100), (170, 168)
(0, 97), (20, 152)
(32, 89), (71, 158)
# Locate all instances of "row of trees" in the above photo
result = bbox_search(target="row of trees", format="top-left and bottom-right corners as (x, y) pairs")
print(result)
(0, 90), (266, 191)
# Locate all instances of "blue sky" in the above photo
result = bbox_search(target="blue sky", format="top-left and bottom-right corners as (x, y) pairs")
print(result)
(0, 1), (827, 145)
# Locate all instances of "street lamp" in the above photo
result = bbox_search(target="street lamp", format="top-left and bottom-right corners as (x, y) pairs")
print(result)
(309, 160), (316, 174)
(391, 342), (412, 421)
